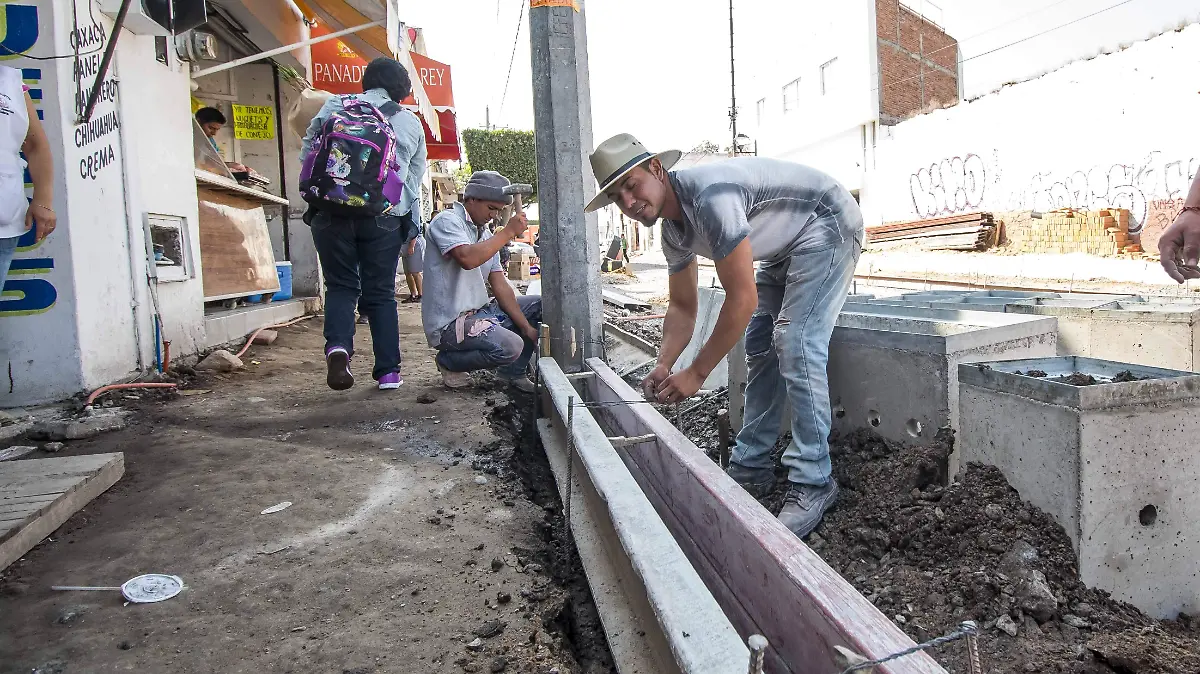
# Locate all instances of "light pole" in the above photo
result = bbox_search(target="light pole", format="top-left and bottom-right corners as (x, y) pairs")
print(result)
(728, 0), (737, 157)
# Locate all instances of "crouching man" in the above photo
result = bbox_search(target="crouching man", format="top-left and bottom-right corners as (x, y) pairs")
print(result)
(585, 133), (864, 538)
(422, 170), (541, 392)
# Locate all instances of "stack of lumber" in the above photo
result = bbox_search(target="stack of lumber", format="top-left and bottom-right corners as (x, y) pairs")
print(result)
(866, 212), (997, 251)
(1018, 208), (1138, 256)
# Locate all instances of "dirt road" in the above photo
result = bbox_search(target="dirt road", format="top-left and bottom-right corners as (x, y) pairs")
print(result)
(0, 304), (610, 674)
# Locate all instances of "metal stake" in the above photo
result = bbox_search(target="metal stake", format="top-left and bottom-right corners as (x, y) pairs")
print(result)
(746, 634), (768, 674)
(962, 621), (982, 674)
(563, 397), (577, 563)
(717, 408), (732, 469)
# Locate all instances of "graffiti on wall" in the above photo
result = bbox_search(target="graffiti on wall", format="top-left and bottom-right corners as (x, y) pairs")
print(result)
(1019, 153), (1198, 235)
(908, 153), (989, 218)
(905, 149), (1198, 235)
(0, 2), (56, 316)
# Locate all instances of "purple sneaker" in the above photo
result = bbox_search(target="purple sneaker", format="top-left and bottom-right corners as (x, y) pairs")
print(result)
(325, 347), (354, 391)
(377, 372), (403, 390)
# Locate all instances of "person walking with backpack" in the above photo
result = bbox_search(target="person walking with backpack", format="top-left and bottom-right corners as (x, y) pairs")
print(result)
(300, 58), (427, 391)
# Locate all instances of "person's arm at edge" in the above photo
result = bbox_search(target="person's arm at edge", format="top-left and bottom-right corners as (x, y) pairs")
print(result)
(1159, 170), (1200, 282)
(22, 92), (54, 242)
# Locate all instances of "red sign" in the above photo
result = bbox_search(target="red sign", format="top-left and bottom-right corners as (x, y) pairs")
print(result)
(309, 22), (460, 160)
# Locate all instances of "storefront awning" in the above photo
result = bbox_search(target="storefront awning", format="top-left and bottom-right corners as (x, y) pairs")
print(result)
(309, 19), (460, 160)
(292, 0), (393, 62)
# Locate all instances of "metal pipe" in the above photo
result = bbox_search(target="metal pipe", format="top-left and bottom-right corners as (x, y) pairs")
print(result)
(79, 0), (131, 124)
(271, 63), (291, 262)
(191, 21), (382, 79)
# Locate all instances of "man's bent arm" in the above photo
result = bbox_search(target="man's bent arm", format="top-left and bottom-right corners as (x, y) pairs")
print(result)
(449, 230), (514, 270)
(686, 239), (756, 379)
(489, 270), (535, 335)
(658, 260), (700, 370)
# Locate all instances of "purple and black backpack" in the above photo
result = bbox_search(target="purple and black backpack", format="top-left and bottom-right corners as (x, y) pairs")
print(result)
(299, 96), (406, 216)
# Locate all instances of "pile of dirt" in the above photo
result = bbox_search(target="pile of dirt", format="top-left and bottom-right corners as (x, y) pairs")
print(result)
(817, 429), (1199, 673)
(671, 393), (1199, 672)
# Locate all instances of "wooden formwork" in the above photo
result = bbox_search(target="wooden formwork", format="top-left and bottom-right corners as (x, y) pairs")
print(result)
(575, 357), (949, 674)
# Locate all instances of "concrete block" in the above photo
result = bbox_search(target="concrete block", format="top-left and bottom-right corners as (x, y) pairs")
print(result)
(31, 411), (130, 441)
(958, 356), (1200, 619)
(828, 306), (1057, 467)
(674, 287), (728, 390)
(204, 299), (307, 349)
(1006, 299), (1200, 370)
(252, 329), (279, 345)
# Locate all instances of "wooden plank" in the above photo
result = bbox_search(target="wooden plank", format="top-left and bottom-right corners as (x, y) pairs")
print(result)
(0, 497), (56, 518)
(197, 187), (281, 301)
(602, 288), (652, 311)
(0, 453), (124, 570)
(0, 453), (117, 480)
(584, 359), (947, 674)
(539, 359), (749, 674)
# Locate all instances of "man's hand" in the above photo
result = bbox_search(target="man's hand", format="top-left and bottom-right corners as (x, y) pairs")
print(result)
(655, 367), (705, 404)
(1160, 208), (1200, 283)
(502, 210), (528, 241)
(26, 204), (55, 242)
(407, 238), (417, 257)
(520, 323), (539, 343)
(641, 364), (671, 401)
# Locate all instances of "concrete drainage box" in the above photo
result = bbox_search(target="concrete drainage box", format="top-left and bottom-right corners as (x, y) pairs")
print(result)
(1006, 300), (1200, 370)
(828, 307), (1057, 470)
(957, 357), (1200, 619)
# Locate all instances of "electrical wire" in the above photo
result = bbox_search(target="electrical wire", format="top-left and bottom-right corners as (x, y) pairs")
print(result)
(498, 0), (527, 118)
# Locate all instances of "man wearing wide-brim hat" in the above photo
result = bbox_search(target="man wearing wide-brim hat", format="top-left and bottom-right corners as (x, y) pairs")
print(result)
(585, 133), (864, 538)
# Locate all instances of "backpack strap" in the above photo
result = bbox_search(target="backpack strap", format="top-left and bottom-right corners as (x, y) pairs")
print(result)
(377, 101), (402, 118)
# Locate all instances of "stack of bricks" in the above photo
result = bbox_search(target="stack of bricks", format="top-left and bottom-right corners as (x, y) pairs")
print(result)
(1020, 208), (1140, 256)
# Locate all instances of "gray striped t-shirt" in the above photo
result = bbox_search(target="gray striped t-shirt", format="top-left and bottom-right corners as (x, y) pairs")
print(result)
(661, 158), (864, 274)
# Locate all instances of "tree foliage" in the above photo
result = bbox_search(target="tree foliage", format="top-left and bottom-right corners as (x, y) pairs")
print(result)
(691, 140), (721, 154)
(461, 128), (538, 201)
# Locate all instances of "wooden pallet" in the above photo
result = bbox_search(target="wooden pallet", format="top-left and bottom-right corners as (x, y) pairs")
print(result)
(0, 453), (125, 570)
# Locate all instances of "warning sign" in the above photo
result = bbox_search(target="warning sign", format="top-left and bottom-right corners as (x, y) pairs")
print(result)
(232, 105), (275, 140)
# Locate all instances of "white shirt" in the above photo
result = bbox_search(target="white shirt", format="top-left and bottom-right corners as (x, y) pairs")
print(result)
(0, 66), (29, 239)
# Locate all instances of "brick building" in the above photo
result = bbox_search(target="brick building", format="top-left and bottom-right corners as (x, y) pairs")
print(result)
(740, 0), (960, 197)
(876, 0), (961, 124)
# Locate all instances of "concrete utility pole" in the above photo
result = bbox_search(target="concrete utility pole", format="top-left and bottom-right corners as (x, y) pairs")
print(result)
(530, 0), (603, 372)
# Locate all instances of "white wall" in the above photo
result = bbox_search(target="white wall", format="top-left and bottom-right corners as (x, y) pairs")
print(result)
(0, 0), (86, 403)
(867, 24), (1200, 232)
(741, 0), (878, 159)
(0, 0), (206, 405)
(114, 30), (206, 368)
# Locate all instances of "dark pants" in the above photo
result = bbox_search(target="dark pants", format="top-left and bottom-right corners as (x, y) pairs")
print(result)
(310, 211), (406, 380)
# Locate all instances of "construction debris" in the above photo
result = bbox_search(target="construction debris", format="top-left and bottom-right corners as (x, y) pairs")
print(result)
(867, 213), (998, 251)
(1017, 208), (1136, 256)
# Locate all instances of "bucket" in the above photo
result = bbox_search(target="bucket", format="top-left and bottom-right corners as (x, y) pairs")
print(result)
(274, 261), (293, 301)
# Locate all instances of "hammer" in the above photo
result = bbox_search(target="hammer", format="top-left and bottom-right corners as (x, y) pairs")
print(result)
(502, 183), (534, 216)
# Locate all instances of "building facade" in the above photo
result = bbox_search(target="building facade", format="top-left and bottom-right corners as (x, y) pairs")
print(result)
(0, 0), (451, 407)
(741, 0), (959, 198)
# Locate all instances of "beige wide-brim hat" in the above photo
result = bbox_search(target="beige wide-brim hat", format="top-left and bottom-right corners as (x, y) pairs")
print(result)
(584, 133), (681, 213)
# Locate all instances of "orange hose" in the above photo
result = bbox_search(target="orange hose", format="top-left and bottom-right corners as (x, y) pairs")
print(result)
(85, 382), (177, 407)
(163, 341), (171, 373)
(235, 314), (314, 359)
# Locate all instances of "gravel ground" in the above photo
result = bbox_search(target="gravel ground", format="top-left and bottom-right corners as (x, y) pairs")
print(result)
(669, 391), (1200, 673)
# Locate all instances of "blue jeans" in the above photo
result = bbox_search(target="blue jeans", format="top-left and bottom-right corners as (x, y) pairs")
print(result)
(731, 235), (862, 486)
(0, 235), (19, 290)
(435, 295), (541, 377)
(310, 211), (405, 380)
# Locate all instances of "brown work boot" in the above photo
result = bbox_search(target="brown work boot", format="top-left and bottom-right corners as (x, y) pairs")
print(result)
(777, 479), (839, 539)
